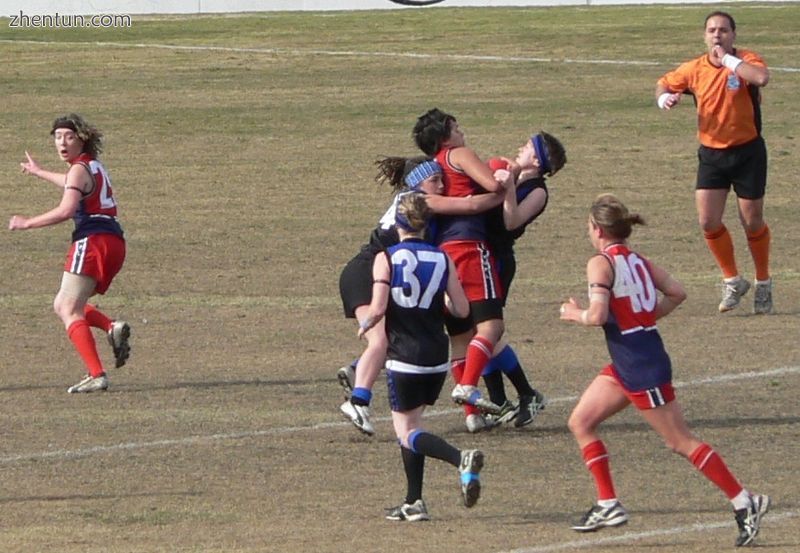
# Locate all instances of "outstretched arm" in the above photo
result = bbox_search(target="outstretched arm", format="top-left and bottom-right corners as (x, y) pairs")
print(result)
(8, 164), (86, 230)
(425, 191), (503, 215)
(20, 151), (69, 187)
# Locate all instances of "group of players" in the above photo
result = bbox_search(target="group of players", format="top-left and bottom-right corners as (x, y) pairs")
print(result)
(332, 10), (773, 547)
(8, 9), (772, 549)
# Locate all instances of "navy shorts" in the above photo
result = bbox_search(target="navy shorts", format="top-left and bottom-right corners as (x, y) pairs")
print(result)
(387, 370), (447, 412)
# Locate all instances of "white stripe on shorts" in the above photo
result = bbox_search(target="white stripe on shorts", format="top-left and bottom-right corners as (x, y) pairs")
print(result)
(70, 237), (89, 274)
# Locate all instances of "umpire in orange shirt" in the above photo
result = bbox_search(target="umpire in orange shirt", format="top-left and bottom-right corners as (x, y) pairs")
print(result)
(656, 11), (772, 314)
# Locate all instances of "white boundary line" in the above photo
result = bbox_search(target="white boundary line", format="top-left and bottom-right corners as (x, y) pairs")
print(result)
(1, 365), (797, 464)
(1, 38), (799, 72)
(497, 510), (799, 553)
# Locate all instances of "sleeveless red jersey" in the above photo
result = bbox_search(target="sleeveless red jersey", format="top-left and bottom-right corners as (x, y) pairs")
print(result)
(599, 243), (672, 391)
(71, 153), (123, 241)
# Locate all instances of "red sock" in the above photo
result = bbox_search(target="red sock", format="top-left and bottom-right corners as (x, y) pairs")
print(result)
(461, 336), (493, 387)
(582, 440), (616, 501)
(84, 304), (112, 332)
(67, 320), (105, 378)
(451, 358), (478, 416)
(689, 443), (743, 499)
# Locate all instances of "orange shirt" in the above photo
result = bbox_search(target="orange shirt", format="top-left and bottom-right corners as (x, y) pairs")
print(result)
(658, 48), (766, 149)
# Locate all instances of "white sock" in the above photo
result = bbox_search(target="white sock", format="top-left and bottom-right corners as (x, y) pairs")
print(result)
(598, 498), (618, 509)
(732, 489), (751, 511)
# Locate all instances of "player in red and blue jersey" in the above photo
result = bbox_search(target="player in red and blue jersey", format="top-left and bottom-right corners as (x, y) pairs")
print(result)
(559, 194), (769, 546)
(413, 108), (509, 426)
(9, 114), (130, 393)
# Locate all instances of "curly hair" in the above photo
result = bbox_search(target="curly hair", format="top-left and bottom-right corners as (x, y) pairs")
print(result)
(50, 113), (103, 157)
(412, 108), (456, 156)
(374, 155), (431, 192)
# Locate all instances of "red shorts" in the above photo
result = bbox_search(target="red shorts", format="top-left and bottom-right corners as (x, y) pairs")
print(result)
(64, 233), (126, 295)
(440, 240), (503, 303)
(600, 364), (676, 410)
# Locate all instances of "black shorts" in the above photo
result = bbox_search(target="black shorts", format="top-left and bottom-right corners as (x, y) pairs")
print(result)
(494, 251), (516, 306)
(338, 252), (374, 318)
(387, 370), (447, 412)
(444, 297), (503, 336)
(696, 137), (767, 200)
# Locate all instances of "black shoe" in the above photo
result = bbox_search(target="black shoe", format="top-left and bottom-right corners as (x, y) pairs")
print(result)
(385, 499), (430, 522)
(571, 502), (629, 532)
(735, 494), (770, 547)
(515, 389), (546, 427)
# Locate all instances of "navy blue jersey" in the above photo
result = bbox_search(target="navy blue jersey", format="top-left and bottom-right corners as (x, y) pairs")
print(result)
(486, 176), (548, 256)
(384, 238), (450, 372)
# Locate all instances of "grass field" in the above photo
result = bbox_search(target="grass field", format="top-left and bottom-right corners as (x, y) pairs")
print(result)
(1, 3), (799, 552)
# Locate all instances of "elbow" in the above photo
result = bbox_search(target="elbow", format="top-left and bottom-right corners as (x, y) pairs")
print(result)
(749, 69), (769, 87)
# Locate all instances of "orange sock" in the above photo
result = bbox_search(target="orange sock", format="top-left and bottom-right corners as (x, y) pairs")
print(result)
(67, 319), (105, 378)
(746, 224), (771, 282)
(689, 443), (743, 499)
(84, 304), (112, 332)
(703, 225), (738, 279)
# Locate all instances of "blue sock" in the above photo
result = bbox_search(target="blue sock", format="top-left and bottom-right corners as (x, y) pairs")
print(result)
(408, 429), (423, 453)
(482, 356), (501, 377)
(494, 345), (520, 375)
(351, 387), (372, 406)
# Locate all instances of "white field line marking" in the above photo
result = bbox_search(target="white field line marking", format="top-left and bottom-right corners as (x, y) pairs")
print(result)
(1, 38), (799, 73)
(1, 365), (797, 465)
(497, 510), (799, 553)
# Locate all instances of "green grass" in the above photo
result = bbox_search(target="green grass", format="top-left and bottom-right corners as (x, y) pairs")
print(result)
(0, 5), (799, 552)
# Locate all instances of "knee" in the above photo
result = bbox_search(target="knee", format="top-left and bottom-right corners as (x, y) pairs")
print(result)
(395, 428), (416, 450)
(567, 411), (591, 438)
(53, 294), (68, 320)
(742, 219), (766, 236)
(699, 219), (721, 234)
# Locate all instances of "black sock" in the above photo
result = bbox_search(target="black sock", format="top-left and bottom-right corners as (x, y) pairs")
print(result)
(483, 370), (507, 405)
(401, 446), (425, 503)
(411, 431), (460, 467)
(506, 367), (535, 397)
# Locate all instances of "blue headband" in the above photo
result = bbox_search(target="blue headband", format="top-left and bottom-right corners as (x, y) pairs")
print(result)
(405, 160), (442, 189)
(532, 134), (551, 176)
